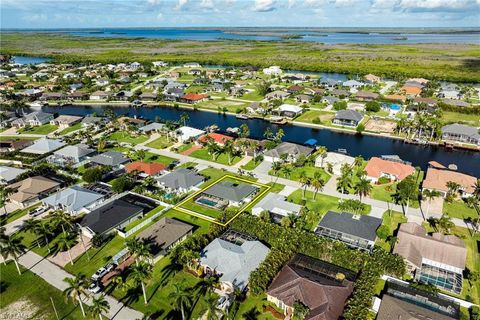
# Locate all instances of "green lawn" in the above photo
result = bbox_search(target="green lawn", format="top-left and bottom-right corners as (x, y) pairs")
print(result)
(176, 161), (198, 170)
(190, 148), (243, 166)
(0, 262), (84, 319)
(145, 135), (173, 150)
(240, 90), (265, 101)
(369, 171), (424, 209)
(287, 189), (371, 230)
(270, 165), (331, 184)
(180, 198), (225, 219)
(58, 122), (82, 135)
(18, 124), (58, 134)
(375, 210), (407, 251)
(241, 158), (262, 170)
(442, 111), (480, 127)
(199, 168), (257, 188)
(144, 151), (177, 166)
(107, 131), (149, 144)
(4, 203), (40, 224)
(267, 182), (285, 194)
(176, 143), (193, 153)
(295, 110), (335, 124)
(443, 200), (479, 220)
(235, 293), (280, 320)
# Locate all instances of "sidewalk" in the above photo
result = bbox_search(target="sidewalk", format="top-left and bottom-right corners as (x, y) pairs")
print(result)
(13, 251), (143, 320)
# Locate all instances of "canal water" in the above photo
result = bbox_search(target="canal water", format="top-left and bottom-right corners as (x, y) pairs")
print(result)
(43, 105), (480, 177)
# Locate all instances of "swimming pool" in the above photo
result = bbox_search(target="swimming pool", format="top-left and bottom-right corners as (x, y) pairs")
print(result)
(389, 103), (401, 111)
(196, 197), (220, 208)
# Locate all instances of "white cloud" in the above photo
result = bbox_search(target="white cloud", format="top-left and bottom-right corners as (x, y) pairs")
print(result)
(288, 0), (296, 8)
(200, 0), (215, 9)
(175, 0), (188, 10)
(371, 0), (399, 8)
(253, 0), (276, 11)
(399, 0), (475, 10)
(334, 0), (358, 7)
(147, 0), (162, 6)
(156, 12), (164, 19)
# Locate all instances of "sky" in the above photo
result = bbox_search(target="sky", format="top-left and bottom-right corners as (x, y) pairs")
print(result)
(1, 0), (479, 29)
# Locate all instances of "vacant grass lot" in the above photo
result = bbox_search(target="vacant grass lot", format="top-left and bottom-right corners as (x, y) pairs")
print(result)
(443, 200), (478, 220)
(58, 122), (82, 135)
(190, 147), (243, 165)
(241, 158), (262, 170)
(442, 111), (480, 127)
(0, 262), (84, 319)
(144, 151), (177, 166)
(107, 131), (149, 144)
(18, 124), (58, 134)
(145, 135), (173, 149)
(295, 110), (335, 124)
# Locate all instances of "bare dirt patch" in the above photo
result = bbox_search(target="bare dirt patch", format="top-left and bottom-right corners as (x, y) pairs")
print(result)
(0, 298), (44, 320)
(365, 119), (397, 133)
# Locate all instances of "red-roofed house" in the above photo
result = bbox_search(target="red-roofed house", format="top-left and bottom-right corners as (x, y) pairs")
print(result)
(181, 93), (209, 104)
(197, 133), (233, 146)
(365, 157), (415, 183)
(125, 161), (167, 176)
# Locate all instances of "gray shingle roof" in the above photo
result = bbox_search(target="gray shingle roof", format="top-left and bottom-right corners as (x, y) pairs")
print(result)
(90, 151), (128, 166)
(0, 166), (27, 183)
(157, 168), (204, 190)
(317, 211), (382, 241)
(203, 181), (257, 202)
(53, 144), (94, 162)
(200, 238), (270, 290)
(43, 185), (103, 213)
(264, 142), (314, 159)
(20, 139), (66, 154)
(334, 109), (363, 122)
(252, 192), (302, 217)
(442, 124), (480, 140)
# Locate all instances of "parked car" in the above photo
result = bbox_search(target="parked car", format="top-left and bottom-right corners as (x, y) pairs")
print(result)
(88, 282), (102, 294)
(29, 207), (46, 217)
(105, 262), (117, 273)
(91, 267), (108, 281)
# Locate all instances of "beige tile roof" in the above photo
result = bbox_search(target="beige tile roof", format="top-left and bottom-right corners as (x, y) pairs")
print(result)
(365, 157), (415, 181)
(9, 176), (60, 203)
(423, 168), (476, 194)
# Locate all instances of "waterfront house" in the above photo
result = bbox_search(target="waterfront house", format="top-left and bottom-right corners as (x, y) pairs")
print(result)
(384, 94), (407, 103)
(343, 79), (363, 89)
(42, 185), (104, 216)
(197, 132), (234, 147)
(263, 66), (282, 75)
(139, 92), (157, 101)
(273, 104), (303, 118)
(125, 161), (167, 177)
(315, 211), (382, 252)
(11, 111), (54, 128)
(200, 230), (270, 293)
(263, 142), (314, 163)
(50, 115), (82, 129)
(41, 92), (66, 101)
(81, 116), (105, 129)
(20, 138), (66, 155)
(199, 181), (258, 207)
(441, 123), (480, 145)
(355, 91), (379, 101)
(332, 109), (363, 127)
(364, 74), (381, 83)
(68, 92), (88, 100)
(0, 166), (27, 185)
(422, 167), (476, 198)
(89, 91), (109, 100)
(156, 168), (204, 194)
(117, 116), (147, 130)
(137, 218), (193, 261)
(393, 222), (466, 294)
(246, 102), (265, 114)
(174, 126), (205, 143)
(251, 192), (302, 222)
(287, 85), (303, 94)
(401, 85), (422, 97)
(315, 152), (355, 175)
(8, 176), (60, 208)
(364, 157), (415, 183)
(48, 143), (95, 166)
(138, 122), (165, 134)
(183, 62), (201, 68)
(180, 93), (209, 104)
(267, 254), (355, 320)
(443, 99), (470, 108)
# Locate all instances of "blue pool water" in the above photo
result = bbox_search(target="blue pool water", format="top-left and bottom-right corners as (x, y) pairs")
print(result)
(197, 198), (219, 207)
(390, 104), (401, 111)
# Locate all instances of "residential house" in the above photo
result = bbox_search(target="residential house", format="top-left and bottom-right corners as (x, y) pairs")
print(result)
(48, 143), (95, 167)
(330, 89), (350, 97)
(138, 122), (165, 134)
(364, 157), (415, 183)
(89, 151), (129, 170)
(197, 133), (233, 146)
(180, 93), (209, 104)
(199, 231), (270, 292)
(315, 211), (382, 252)
(267, 254), (355, 320)
(296, 94), (313, 104)
(42, 185), (104, 216)
(443, 99), (470, 108)
(315, 152), (355, 175)
(89, 91), (110, 100)
(376, 280), (460, 320)
(393, 222), (467, 294)
(355, 91), (379, 101)
(125, 161), (167, 176)
(273, 104), (303, 118)
(11, 111), (54, 128)
(263, 66), (282, 75)
(137, 218), (193, 261)
(265, 90), (290, 101)
(139, 92), (157, 101)
(0, 140), (33, 153)
(343, 79), (364, 89)
(174, 126), (205, 143)
(152, 61), (168, 67)
(401, 85), (423, 97)
(246, 102), (265, 114)
(441, 124), (479, 145)
(413, 97), (437, 107)
(321, 79), (339, 89)
(163, 87), (185, 101)
(321, 96), (339, 107)
(117, 117), (147, 130)
(364, 74), (381, 83)
(0, 166), (27, 184)
(183, 62), (201, 68)
(287, 85), (303, 94)
(332, 110), (363, 127)
(50, 115), (82, 129)
(384, 94), (407, 104)
(251, 192), (302, 222)
(198, 181), (258, 207)
(422, 167), (476, 198)
(156, 168), (205, 194)
(8, 176), (60, 208)
(41, 92), (66, 101)
(20, 138), (66, 155)
(113, 90), (133, 101)
(187, 69), (202, 76)
(81, 116), (105, 129)
(80, 198), (144, 237)
(263, 142), (314, 163)
(68, 92), (88, 100)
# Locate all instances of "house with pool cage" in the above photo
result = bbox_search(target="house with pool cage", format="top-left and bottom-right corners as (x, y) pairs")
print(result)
(393, 223), (467, 294)
(195, 181), (258, 208)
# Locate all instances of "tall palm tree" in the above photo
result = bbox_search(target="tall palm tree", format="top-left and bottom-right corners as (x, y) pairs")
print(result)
(422, 189), (440, 218)
(299, 171), (311, 199)
(204, 293), (221, 320)
(63, 274), (89, 317)
(21, 218), (41, 247)
(126, 238), (151, 265)
(0, 234), (26, 275)
(128, 261), (152, 304)
(354, 177), (372, 203)
(0, 187), (13, 214)
(169, 282), (192, 320)
(223, 140), (235, 165)
(263, 127), (273, 140)
(270, 161), (282, 183)
(56, 232), (78, 265)
(446, 181), (461, 197)
(336, 173), (352, 195)
(280, 165), (292, 179)
(474, 179), (480, 200)
(180, 112), (189, 126)
(50, 210), (73, 235)
(89, 295), (110, 320)
(311, 172), (325, 200)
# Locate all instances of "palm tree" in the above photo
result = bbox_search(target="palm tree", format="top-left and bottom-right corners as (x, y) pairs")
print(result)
(169, 282), (192, 320)
(56, 232), (78, 265)
(354, 177), (372, 203)
(336, 173), (352, 195)
(223, 140), (236, 165)
(474, 179), (480, 200)
(422, 189), (440, 218)
(89, 295), (110, 320)
(63, 274), (89, 317)
(437, 215), (454, 234)
(275, 129), (284, 142)
(126, 238), (151, 265)
(50, 210), (73, 235)
(21, 218), (41, 247)
(311, 172), (325, 200)
(263, 127), (273, 140)
(280, 164), (292, 179)
(0, 187), (13, 214)
(180, 112), (189, 126)
(446, 181), (461, 197)
(299, 171), (311, 199)
(128, 261), (152, 304)
(204, 293), (221, 320)
(0, 234), (26, 275)
(270, 161), (282, 183)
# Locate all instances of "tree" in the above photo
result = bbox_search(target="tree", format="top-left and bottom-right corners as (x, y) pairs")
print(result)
(63, 274), (89, 317)
(126, 238), (151, 265)
(422, 189), (440, 219)
(263, 127), (273, 140)
(180, 112), (189, 126)
(354, 178), (372, 203)
(255, 81), (269, 96)
(437, 215), (454, 234)
(271, 161), (282, 183)
(0, 233), (26, 275)
(82, 167), (104, 183)
(128, 261), (152, 304)
(299, 171), (311, 199)
(134, 149), (146, 161)
(333, 100), (347, 110)
(338, 199), (365, 215)
(56, 232), (78, 265)
(365, 101), (380, 112)
(21, 218), (41, 247)
(89, 295), (110, 320)
(376, 225), (390, 240)
(392, 175), (418, 215)
(168, 282), (192, 320)
(111, 175), (134, 193)
(0, 187), (13, 214)
(446, 181), (461, 198)
(204, 293), (221, 320)
(239, 123), (250, 139)
(274, 129), (284, 142)
(223, 140), (236, 165)
(259, 210), (271, 222)
(50, 210), (74, 235)
(311, 172), (325, 200)
(293, 301), (310, 320)
(280, 164), (292, 179)
(337, 165), (353, 194)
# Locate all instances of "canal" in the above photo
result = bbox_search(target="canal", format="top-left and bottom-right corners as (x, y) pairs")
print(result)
(42, 105), (480, 177)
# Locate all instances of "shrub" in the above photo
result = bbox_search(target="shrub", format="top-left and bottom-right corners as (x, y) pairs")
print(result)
(365, 101), (381, 112)
(333, 101), (347, 110)
(377, 176), (391, 184)
(376, 225), (390, 240)
(312, 117), (321, 124)
(111, 175), (135, 193)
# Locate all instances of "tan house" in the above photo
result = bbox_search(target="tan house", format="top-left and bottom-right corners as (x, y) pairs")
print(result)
(422, 167), (477, 198)
(8, 176), (60, 208)
(50, 115), (83, 129)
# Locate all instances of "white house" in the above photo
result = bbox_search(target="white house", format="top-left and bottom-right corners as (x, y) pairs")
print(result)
(174, 126), (205, 143)
(263, 66), (282, 76)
